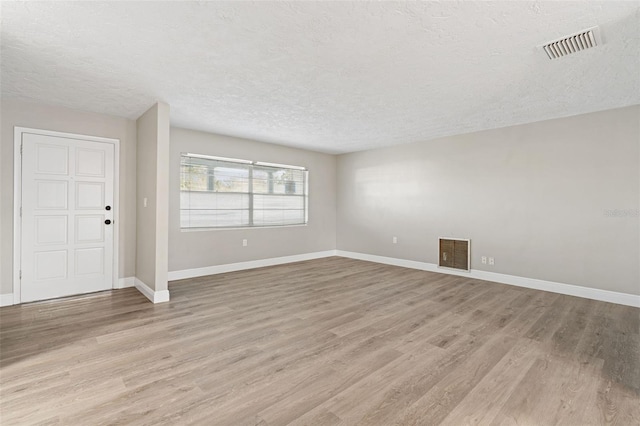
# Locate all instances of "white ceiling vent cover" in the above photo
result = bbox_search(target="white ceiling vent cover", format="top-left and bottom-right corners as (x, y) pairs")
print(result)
(542, 26), (602, 59)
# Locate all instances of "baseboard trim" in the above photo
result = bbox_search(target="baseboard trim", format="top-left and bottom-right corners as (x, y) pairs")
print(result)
(335, 250), (640, 308)
(134, 278), (170, 304)
(115, 277), (135, 289)
(0, 293), (14, 307)
(168, 250), (338, 281)
(1, 278), (170, 306)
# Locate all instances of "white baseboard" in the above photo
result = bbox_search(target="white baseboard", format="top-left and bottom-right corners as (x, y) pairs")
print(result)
(115, 277), (135, 289)
(1, 278), (168, 306)
(134, 278), (170, 304)
(335, 250), (640, 308)
(0, 293), (14, 307)
(168, 250), (338, 281)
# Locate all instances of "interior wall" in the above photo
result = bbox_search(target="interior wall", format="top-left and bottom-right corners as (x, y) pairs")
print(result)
(136, 102), (170, 292)
(155, 103), (170, 292)
(168, 127), (337, 273)
(0, 99), (137, 296)
(2, 99), (636, 300)
(337, 105), (640, 295)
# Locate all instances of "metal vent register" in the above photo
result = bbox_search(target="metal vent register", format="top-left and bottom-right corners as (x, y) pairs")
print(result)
(542, 26), (602, 59)
(439, 238), (470, 272)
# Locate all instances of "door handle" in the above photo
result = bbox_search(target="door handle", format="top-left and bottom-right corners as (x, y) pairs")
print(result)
(105, 219), (112, 225)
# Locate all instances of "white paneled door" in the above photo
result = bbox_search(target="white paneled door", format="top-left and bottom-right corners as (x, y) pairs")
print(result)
(20, 132), (115, 302)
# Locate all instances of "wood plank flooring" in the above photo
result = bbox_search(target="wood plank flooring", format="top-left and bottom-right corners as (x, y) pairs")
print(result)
(1, 257), (638, 425)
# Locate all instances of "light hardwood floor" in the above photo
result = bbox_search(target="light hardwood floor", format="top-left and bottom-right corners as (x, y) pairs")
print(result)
(1, 257), (639, 425)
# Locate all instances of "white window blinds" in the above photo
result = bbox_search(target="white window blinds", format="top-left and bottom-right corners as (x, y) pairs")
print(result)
(180, 153), (308, 229)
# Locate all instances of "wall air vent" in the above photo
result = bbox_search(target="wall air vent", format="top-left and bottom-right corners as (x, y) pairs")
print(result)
(542, 26), (602, 60)
(439, 238), (470, 272)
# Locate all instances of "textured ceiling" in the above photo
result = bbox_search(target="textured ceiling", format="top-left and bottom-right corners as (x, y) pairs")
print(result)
(1, 1), (639, 154)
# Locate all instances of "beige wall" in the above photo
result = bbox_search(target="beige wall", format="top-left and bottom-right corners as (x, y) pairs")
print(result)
(169, 127), (337, 273)
(136, 102), (170, 292)
(3, 100), (636, 299)
(156, 103), (170, 292)
(337, 106), (640, 295)
(0, 100), (137, 296)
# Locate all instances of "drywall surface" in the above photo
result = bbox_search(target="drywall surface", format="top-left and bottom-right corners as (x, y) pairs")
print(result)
(0, 100), (137, 296)
(337, 106), (640, 295)
(2, 2), (639, 153)
(155, 102), (170, 292)
(169, 128), (336, 273)
(136, 102), (170, 292)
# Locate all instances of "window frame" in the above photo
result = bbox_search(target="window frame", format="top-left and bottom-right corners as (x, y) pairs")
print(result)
(179, 153), (309, 230)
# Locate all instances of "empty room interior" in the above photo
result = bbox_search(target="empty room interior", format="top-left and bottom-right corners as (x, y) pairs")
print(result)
(1, 1), (639, 425)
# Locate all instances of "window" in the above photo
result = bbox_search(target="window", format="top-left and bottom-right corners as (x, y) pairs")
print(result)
(180, 153), (308, 229)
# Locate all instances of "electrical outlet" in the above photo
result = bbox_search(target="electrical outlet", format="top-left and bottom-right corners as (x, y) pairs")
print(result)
(393, 236), (397, 244)
(489, 257), (495, 265)
(481, 256), (487, 264)
(242, 239), (248, 247)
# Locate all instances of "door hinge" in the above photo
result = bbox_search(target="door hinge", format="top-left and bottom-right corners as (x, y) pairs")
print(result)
(19, 270), (22, 280)
(20, 206), (22, 217)
(20, 143), (23, 155)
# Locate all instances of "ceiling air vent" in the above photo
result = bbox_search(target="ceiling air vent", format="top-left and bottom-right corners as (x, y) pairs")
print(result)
(542, 26), (602, 59)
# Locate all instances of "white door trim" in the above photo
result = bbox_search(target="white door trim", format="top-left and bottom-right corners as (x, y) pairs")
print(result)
(13, 127), (120, 305)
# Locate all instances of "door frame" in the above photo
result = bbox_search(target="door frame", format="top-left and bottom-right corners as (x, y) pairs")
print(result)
(13, 127), (120, 305)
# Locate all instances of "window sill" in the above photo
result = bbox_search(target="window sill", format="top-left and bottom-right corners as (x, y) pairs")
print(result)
(180, 223), (309, 232)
